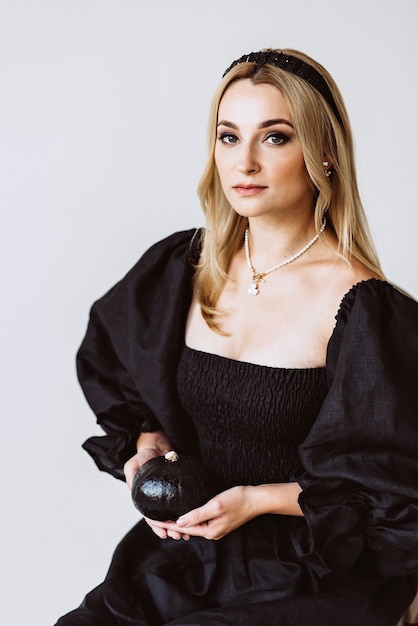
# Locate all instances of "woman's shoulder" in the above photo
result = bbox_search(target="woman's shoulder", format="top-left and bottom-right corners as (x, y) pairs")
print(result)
(129, 228), (202, 270)
(89, 228), (203, 313)
(115, 228), (202, 285)
(326, 277), (418, 374)
(338, 277), (418, 322)
(323, 251), (417, 332)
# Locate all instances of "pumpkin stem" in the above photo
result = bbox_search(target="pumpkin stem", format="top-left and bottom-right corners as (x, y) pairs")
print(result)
(164, 450), (179, 463)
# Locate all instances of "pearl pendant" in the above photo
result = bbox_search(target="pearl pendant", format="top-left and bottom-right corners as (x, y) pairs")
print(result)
(248, 282), (259, 296)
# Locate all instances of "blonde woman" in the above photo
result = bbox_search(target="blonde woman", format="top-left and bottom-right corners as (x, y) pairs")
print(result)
(56, 49), (418, 625)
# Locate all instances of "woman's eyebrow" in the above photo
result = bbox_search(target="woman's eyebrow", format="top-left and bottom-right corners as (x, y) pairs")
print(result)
(259, 118), (294, 129)
(217, 120), (238, 129)
(217, 118), (294, 129)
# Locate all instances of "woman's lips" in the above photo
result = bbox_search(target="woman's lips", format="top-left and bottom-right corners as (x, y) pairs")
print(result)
(232, 184), (267, 196)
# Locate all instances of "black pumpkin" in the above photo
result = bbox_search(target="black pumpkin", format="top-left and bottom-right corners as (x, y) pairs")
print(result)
(131, 451), (217, 521)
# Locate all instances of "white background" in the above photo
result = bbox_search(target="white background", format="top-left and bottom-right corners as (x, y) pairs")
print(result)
(1, 1), (417, 624)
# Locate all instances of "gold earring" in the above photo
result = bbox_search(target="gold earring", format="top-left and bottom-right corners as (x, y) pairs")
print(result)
(323, 161), (331, 177)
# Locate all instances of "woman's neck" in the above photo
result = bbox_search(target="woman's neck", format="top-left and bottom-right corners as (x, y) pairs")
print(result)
(245, 213), (320, 270)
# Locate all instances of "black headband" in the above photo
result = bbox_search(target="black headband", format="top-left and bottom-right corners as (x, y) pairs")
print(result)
(222, 50), (342, 124)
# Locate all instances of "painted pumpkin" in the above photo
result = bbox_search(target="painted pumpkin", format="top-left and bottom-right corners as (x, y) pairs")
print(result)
(131, 451), (217, 521)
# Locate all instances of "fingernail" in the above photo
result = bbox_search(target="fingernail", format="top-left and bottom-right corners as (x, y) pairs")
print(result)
(176, 517), (188, 527)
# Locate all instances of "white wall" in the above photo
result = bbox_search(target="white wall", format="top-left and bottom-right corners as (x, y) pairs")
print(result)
(1, 1), (417, 624)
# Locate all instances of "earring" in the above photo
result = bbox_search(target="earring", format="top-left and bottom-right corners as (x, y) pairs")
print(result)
(323, 161), (332, 177)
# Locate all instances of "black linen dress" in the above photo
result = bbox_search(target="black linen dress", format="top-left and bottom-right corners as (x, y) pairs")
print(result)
(55, 230), (418, 625)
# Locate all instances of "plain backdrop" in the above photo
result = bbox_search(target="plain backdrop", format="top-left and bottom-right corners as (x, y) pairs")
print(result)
(1, 1), (417, 624)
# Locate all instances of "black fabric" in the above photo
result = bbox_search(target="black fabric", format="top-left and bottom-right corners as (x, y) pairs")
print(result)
(56, 230), (418, 625)
(297, 279), (418, 578)
(77, 229), (202, 479)
(177, 346), (328, 488)
(56, 519), (416, 626)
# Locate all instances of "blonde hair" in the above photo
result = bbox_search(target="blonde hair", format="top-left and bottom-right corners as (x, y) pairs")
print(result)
(195, 48), (384, 329)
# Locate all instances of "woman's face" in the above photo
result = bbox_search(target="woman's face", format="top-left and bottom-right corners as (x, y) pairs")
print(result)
(214, 79), (314, 221)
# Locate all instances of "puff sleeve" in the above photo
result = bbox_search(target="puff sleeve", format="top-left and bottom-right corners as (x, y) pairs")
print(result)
(77, 229), (201, 480)
(297, 279), (418, 577)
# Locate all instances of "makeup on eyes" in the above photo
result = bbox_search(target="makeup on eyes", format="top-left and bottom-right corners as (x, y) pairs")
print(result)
(216, 118), (294, 143)
(217, 129), (292, 145)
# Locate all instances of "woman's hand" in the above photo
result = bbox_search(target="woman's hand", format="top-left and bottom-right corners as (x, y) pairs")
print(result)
(123, 430), (174, 488)
(149, 482), (303, 541)
(124, 430), (185, 540)
(126, 437), (304, 542)
(149, 485), (254, 541)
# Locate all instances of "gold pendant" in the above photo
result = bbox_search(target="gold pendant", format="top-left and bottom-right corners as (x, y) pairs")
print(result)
(248, 282), (259, 296)
(248, 272), (264, 296)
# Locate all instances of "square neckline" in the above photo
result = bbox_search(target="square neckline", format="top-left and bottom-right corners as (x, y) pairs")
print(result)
(184, 279), (387, 371)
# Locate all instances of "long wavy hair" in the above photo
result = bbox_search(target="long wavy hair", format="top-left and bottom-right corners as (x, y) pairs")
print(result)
(194, 48), (384, 330)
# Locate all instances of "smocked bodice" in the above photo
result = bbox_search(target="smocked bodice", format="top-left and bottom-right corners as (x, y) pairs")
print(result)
(177, 346), (328, 489)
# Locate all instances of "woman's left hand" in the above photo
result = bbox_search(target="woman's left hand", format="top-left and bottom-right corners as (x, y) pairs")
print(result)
(148, 485), (257, 541)
(147, 481), (303, 540)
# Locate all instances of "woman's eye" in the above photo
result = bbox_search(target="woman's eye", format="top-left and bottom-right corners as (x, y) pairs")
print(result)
(218, 133), (238, 144)
(265, 132), (289, 145)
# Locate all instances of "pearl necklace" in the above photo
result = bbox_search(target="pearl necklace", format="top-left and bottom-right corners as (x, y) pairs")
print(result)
(244, 219), (326, 295)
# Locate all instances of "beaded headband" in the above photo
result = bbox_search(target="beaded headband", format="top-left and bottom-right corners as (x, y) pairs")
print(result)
(222, 50), (342, 124)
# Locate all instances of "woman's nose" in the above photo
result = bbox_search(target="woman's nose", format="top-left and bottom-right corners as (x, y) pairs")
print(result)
(236, 145), (260, 174)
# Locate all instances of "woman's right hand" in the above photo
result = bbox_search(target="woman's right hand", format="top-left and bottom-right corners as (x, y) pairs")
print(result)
(124, 430), (192, 540)
(123, 430), (174, 489)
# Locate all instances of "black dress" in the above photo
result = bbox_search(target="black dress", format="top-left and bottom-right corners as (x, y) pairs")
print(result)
(55, 230), (418, 625)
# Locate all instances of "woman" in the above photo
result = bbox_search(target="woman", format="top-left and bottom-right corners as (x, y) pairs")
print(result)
(56, 49), (418, 625)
